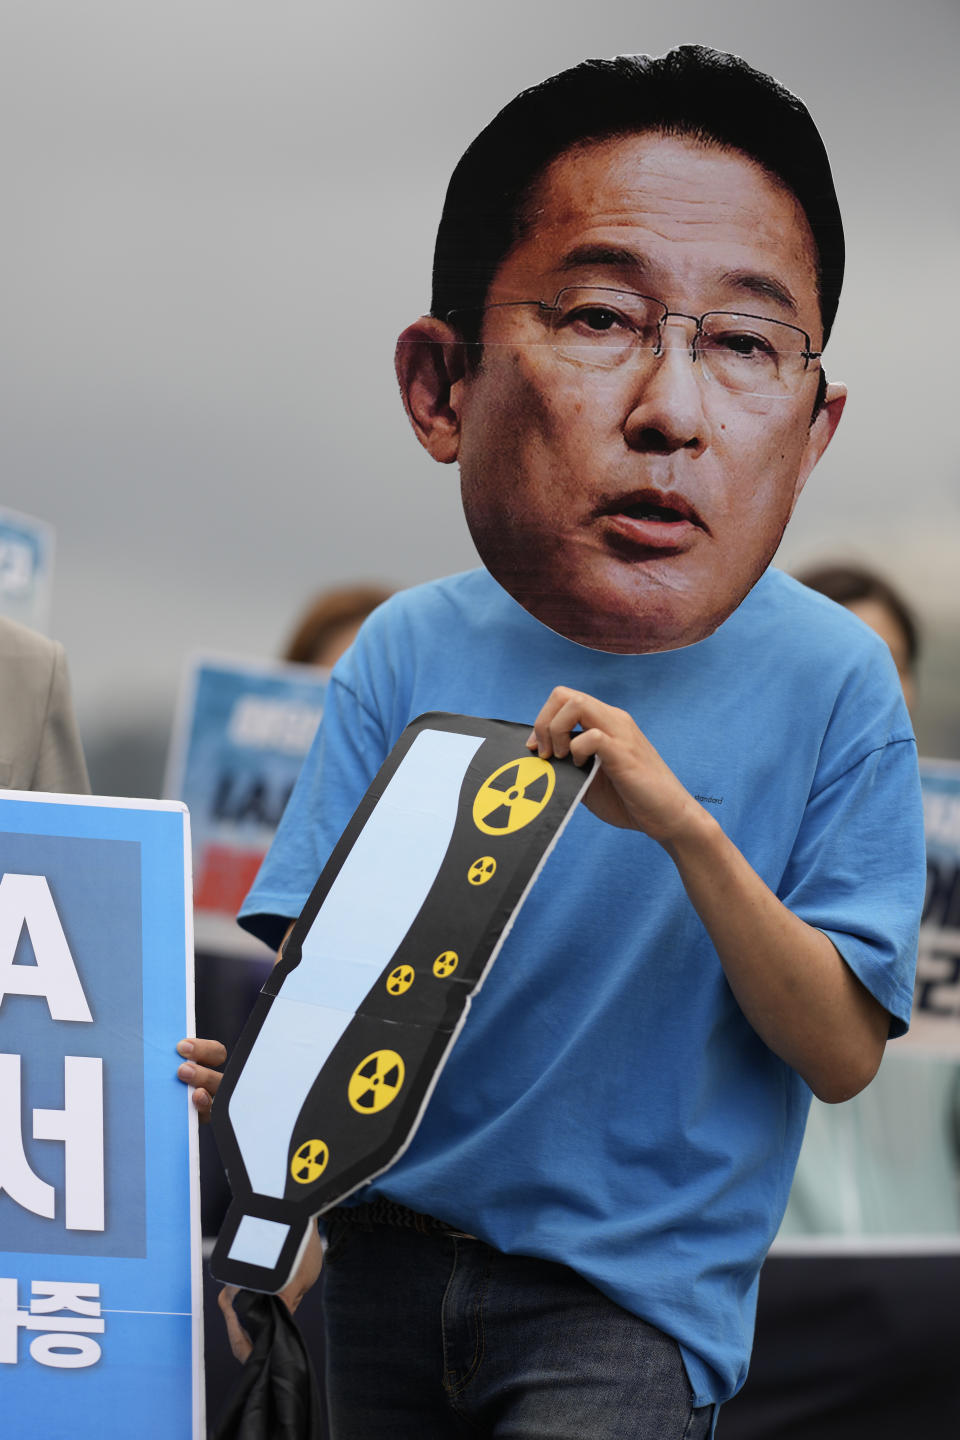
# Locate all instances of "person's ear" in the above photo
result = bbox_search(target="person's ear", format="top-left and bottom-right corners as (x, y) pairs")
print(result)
(395, 317), (468, 464)
(789, 380), (846, 515)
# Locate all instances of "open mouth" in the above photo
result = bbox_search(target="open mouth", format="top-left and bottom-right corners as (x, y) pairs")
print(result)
(597, 488), (705, 554)
(601, 487), (704, 528)
(620, 500), (691, 524)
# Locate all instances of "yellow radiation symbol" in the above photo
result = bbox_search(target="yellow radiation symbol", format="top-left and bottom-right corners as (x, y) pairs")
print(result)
(468, 856), (497, 886)
(432, 950), (459, 978)
(290, 1138), (328, 1184)
(386, 964), (415, 996)
(473, 756), (555, 836)
(348, 1050), (405, 1114)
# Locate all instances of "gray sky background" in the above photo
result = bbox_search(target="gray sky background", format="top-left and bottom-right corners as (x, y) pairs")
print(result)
(3, 0), (958, 759)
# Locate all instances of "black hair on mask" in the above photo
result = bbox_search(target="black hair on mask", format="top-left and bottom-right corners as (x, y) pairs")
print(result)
(431, 46), (844, 349)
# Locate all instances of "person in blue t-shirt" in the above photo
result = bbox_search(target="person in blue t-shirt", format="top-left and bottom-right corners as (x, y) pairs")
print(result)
(178, 47), (925, 1438)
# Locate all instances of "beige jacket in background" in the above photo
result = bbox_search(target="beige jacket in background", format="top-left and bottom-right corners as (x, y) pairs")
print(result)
(0, 615), (90, 794)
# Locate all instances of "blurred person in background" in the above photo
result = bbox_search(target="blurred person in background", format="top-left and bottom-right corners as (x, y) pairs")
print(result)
(780, 561), (959, 1235)
(0, 615), (89, 793)
(796, 563), (919, 712)
(719, 563), (960, 1439)
(282, 585), (394, 670)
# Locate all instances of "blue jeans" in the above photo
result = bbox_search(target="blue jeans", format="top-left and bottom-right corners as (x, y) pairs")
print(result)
(322, 1210), (713, 1439)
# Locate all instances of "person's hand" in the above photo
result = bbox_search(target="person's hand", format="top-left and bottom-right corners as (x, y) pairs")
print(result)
(527, 686), (705, 847)
(176, 1037), (227, 1122)
(277, 1222), (325, 1314)
(217, 1224), (325, 1364)
(218, 1285), (253, 1363)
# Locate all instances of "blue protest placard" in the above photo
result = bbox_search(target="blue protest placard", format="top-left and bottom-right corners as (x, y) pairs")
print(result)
(165, 654), (327, 956)
(0, 506), (55, 634)
(903, 758), (960, 1057)
(0, 792), (201, 1438)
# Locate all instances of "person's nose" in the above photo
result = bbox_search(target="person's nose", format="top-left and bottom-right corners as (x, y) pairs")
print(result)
(621, 319), (709, 456)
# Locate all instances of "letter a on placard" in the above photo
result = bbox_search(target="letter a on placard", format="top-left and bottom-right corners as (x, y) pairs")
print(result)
(0, 874), (92, 1021)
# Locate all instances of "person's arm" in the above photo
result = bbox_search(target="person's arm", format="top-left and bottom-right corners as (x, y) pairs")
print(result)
(528, 686), (890, 1103)
(34, 641), (91, 794)
(217, 1224), (325, 1363)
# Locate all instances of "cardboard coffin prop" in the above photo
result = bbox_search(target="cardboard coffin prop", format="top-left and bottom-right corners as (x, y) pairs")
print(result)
(210, 712), (597, 1291)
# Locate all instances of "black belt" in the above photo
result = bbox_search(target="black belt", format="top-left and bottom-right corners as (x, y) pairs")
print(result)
(327, 1197), (474, 1238)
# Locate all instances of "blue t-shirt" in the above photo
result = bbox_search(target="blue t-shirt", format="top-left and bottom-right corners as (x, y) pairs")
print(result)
(240, 566), (924, 1409)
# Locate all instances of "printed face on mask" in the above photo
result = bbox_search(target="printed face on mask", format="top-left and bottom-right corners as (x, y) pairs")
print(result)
(399, 132), (846, 653)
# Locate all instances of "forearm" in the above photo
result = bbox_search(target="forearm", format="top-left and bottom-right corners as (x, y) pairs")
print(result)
(278, 919), (296, 961)
(663, 806), (888, 1103)
(529, 686), (893, 1101)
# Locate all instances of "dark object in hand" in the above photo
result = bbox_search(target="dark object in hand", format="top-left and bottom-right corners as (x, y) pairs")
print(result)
(211, 1291), (324, 1440)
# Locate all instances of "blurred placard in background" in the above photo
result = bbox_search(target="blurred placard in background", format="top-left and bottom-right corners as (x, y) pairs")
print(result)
(904, 759), (960, 1059)
(165, 655), (326, 957)
(0, 507), (54, 635)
